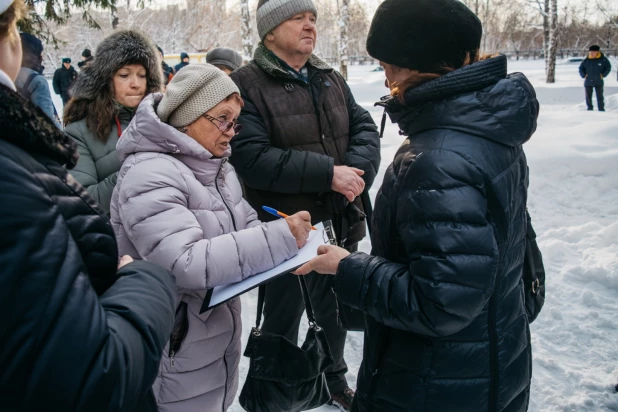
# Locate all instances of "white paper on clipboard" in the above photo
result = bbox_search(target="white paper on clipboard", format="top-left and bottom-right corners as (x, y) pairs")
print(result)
(200, 221), (335, 313)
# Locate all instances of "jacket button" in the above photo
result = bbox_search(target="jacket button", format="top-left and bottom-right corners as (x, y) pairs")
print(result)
(321, 134), (325, 140)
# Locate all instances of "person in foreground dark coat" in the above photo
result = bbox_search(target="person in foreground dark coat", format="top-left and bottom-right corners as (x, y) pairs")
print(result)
(579, 44), (612, 111)
(0, 5), (177, 409)
(296, 0), (539, 411)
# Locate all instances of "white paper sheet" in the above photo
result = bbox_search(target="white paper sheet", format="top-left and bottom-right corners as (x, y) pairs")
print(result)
(200, 222), (327, 312)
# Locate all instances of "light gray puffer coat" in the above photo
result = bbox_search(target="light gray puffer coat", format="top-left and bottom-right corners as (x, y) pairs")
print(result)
(110, 93), (299, 412)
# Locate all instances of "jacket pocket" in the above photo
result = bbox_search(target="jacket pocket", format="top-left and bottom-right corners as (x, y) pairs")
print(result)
(169, 301), (189, 368)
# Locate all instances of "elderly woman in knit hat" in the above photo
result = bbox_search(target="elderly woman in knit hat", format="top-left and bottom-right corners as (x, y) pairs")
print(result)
(296, 0), (540, 411)
(110, 64), (312, 411)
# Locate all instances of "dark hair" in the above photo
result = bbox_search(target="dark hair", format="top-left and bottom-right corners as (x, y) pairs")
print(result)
(63, 79), (120, 142)
(390, 50), (496, 101)
(0, 0), (28, 40)
(82, 48), (92, 58)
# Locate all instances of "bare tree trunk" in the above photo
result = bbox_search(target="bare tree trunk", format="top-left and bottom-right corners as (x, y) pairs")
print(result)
(110, 6), (119, 29)
(543, 0), (550, 73)
(483, 0), (490, 51)
(338, 0), (349, 80)
(546, 0), (558, 83)
(214, 0), (226, 47)
(240, 0), (253, 60)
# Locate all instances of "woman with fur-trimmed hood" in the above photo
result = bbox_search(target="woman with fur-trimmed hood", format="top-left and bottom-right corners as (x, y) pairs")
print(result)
(64, 30), (162, 215)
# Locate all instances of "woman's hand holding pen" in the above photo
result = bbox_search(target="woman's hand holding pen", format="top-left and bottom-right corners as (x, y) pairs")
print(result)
(285, 211), (313, 249)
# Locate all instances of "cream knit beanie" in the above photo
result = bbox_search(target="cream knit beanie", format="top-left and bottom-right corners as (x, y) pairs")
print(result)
(157, 64), (240, 128)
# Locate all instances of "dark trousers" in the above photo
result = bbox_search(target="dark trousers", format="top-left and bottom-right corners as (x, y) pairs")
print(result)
(585, 86), (604, 111)
(61, 93), (71, 107)
(261, 245), (358, 395)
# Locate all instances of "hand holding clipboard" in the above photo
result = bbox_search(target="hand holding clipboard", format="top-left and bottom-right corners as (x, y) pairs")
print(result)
(200, 221), (338, 314)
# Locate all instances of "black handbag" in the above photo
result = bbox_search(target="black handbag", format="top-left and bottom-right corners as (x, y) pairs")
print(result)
(522, 212), (546, 323)
(486, 183), (546, 324)
(239, 276), (334, 412)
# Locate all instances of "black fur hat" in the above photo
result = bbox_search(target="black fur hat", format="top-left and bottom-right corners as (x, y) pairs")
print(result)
(366, 0), (483, 73)
(71, 30), (162, 101)
(589, 45), (601, 52)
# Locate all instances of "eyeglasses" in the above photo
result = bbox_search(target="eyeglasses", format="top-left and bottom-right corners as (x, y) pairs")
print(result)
(203, 114), (243, 135)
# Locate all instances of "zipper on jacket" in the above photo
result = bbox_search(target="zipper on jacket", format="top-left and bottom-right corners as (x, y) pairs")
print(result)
(307, 74), (328, 150)
(488, 244), (504, 411)
(215, 158), (237, 231)
(221, 356), (228, 411)
(221, 302), (236, 411)
(168, 301), (189, 369)
(488, 289), (499, 412)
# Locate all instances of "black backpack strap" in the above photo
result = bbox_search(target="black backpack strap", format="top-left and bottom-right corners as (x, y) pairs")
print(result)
(255, 285), (266, 329)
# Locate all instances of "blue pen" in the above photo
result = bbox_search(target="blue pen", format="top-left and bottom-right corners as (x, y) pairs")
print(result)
(262, 206), (316, 230)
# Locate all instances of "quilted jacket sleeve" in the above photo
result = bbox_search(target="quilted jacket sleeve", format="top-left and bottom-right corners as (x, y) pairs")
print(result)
(334, 149), (498, 337)
(66, 121), (117, 214)
(0, 152), (176, 411)
(117, 158), (299, 290)
(229, 82), (335, 194)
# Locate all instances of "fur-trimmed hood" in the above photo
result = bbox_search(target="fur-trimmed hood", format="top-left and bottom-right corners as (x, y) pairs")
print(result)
(0, 84), (78, 168)
(71, 30), (162, 101)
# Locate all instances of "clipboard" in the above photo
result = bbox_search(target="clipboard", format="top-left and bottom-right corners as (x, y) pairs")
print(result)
(199, 220), (337, 314)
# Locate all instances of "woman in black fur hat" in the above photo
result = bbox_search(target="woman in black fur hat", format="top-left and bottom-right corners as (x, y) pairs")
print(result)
(0, 2), (176, 410)
(64, 30), (162, 215)
(296, 0), (539, 410)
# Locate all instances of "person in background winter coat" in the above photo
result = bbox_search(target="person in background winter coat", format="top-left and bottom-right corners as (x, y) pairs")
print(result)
(52, 57), (77, 106)
(78, 48), (94, 69)
(15, 32), (61, 128)
(64, 30), (162, 215)
(174, 51), (190, 72)
(110, 64), (312, 412)
(230, 1), (380, 409)
(158, 45), (175, 85)
(579, 45), (612, 111)
(297, 0), (539, 411)
(0, 2), (177, 410)
(207, 47), (243, 75)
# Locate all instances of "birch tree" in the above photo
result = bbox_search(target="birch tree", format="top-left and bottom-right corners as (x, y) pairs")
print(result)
(240, 0), (254, 60)
(546, 0), (558, 83)
(338, 0), (350, 80)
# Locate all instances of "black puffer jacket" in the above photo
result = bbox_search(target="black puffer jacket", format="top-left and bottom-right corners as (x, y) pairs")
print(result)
(0, 83), (177, 411)
(335, 55), (538, 412)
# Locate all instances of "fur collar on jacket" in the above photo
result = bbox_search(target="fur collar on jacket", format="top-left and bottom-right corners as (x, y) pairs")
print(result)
(253, 42), (332, 79)
(71, 30), (162, 101)
(0, 84), (78, 168)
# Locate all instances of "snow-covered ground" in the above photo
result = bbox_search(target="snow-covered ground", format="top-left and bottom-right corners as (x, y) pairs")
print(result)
(230, 60), (618, 412)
